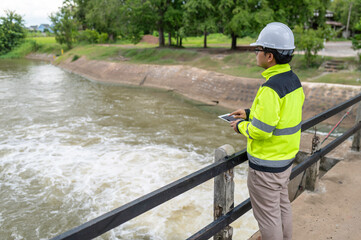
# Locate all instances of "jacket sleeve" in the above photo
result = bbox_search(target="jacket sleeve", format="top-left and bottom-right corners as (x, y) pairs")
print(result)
(237, 87), (280, 140)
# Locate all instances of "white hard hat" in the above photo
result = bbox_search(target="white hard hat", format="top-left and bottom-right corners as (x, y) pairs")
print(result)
(250, 22), (295, 51)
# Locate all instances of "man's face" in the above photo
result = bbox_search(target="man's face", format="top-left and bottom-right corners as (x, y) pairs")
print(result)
(255, 47), (273, 69)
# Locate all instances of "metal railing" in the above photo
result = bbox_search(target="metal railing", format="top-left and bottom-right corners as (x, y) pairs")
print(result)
(52, 93), (361, 240)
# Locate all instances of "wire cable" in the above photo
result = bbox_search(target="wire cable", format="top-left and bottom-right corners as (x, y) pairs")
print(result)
(321, 105), (354, 146)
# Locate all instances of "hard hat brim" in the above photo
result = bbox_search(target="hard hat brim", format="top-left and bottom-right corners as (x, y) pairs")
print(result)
(250, 42), (295, 50)
(250, 42), (260, 47)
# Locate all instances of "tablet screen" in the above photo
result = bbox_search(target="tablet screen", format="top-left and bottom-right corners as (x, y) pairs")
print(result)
(218, 114), (240, 122)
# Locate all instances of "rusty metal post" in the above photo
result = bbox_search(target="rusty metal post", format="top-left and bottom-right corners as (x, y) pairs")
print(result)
(351, 102), (361, 151)
(214, 144), (235, 240)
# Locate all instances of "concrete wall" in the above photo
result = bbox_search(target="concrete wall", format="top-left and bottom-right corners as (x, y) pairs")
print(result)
(26, 54), (360, 128)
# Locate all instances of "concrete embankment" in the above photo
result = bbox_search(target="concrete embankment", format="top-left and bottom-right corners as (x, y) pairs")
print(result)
(27, 53), (361, 127)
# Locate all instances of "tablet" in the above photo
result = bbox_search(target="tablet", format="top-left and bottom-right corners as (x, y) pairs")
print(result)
(218, 113), (241, 122)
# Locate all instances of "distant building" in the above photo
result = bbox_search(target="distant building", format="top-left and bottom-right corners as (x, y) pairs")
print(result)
(38, 24), (53, 33)
(28, 25), (38, 31)
(325, 10), (344, 31)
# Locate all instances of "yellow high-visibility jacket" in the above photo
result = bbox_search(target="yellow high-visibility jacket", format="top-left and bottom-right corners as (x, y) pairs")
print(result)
(237, 64), (305, 173)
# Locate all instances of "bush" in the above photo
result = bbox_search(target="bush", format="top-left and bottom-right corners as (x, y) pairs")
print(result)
(71, 54), (80, 61)
(294, 25), (324, 67)
(98, 33), (109, 43)
(76, 30), (108, 44)
(77, 29), (99, 43)
(0, 40), (38, 58)
(0, 10), (26, 55)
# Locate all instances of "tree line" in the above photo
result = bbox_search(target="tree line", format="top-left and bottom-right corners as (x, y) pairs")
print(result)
(0, 0), (360, 64)
(50, 0), (360, 50)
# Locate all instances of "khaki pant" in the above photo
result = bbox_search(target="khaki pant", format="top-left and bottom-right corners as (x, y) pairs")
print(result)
(247, 165), (293, 240)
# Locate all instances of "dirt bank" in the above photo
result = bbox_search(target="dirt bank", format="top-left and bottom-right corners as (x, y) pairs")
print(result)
(27, 53), (361, 127)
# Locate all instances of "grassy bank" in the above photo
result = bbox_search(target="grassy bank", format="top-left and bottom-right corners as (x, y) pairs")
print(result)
(0, 37), (63, 59)
(58, 44), (360, 83)
(3, 35), (361, 85)
(0, 40), (38, 59)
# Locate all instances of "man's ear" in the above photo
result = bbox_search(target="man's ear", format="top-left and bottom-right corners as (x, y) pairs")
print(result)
(267, 52), (274, 63)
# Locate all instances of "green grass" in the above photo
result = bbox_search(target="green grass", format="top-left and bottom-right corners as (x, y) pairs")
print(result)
(181, 34), (254, 47)
(119, 48), (199, 64)
(25, 36), (64, 55)
(28, 36), (56, 44)
(0, 40), (38, 59)
(114, 38), (136, 45)
(111, 33), (254, 48)
(309, 71), (361, 85)
(55, 45), (121, 63)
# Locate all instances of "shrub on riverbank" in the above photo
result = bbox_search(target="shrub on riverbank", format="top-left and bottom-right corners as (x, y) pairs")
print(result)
(1, 37), (66, 59)
(0, 40), (38, 59)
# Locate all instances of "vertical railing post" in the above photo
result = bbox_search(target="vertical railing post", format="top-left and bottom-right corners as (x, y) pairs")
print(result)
(289, 151), (309, 201)
(214, 144), (235, 240)
(352, 102), (361, 151)
(305, 133), (321, 191)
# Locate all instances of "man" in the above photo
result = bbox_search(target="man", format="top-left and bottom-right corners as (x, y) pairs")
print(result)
(230, 22), (304, 240)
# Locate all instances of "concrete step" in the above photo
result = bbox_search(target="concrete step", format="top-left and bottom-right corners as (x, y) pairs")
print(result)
(323, 60), (345, 72)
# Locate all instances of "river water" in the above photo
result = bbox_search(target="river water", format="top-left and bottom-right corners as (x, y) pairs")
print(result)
(0, 59), (257, 239)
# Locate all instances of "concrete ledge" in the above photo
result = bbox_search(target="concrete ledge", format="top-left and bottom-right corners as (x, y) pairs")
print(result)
(292, 157), (361, 240)
(249, 152), (361, 240)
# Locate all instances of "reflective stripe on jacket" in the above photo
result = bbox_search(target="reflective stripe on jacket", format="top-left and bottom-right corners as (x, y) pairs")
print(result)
(237, 64), (305, 173)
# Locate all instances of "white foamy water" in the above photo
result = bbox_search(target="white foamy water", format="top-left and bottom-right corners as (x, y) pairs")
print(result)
(0, 59), (257, 239)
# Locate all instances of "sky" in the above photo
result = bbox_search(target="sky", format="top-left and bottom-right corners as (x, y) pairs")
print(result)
(0, 0), (64, 27)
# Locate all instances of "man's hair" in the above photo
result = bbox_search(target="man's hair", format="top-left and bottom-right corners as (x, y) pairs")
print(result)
(264, 47), (293, 64)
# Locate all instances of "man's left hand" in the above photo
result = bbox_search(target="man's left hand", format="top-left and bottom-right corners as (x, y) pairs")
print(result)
(230, 120), (241, 133)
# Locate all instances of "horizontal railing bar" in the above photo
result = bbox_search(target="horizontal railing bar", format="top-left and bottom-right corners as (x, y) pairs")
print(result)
(187, 199), (252, 240)
(301, 93), (361, 132)
(188, 121), (361, 240)
(51, 150), (248, 240)
(291, 120), (361, 179)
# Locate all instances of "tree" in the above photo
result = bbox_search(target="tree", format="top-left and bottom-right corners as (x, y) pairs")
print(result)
(331, 0), (361, 35)
(294, 25), (324, 66)
(50, 3), (79, 49)
(0, 10), (26, 55)
(351, 18), (361, 61)
(124, 0), (186, 47)
(152, 0), (171, 47)
(308, 0), (330, 29)
(268, 0), (326, 28)
(74, 0), (89, 30)
(85, 0), (125, 41)
(218, 0), (273, 50)
(121, 0), (157, 44)
(164, 0), (184, 46)
(184, 0), (217, 48)
(63, 0), (89, 30)
(127, 0), (174, 47)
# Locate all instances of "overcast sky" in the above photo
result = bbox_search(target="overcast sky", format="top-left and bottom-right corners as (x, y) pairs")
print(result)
(0, 0), (64, 26)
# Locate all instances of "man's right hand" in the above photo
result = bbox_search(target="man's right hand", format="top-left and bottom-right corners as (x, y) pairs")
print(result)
(229, 109), (246, 120)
